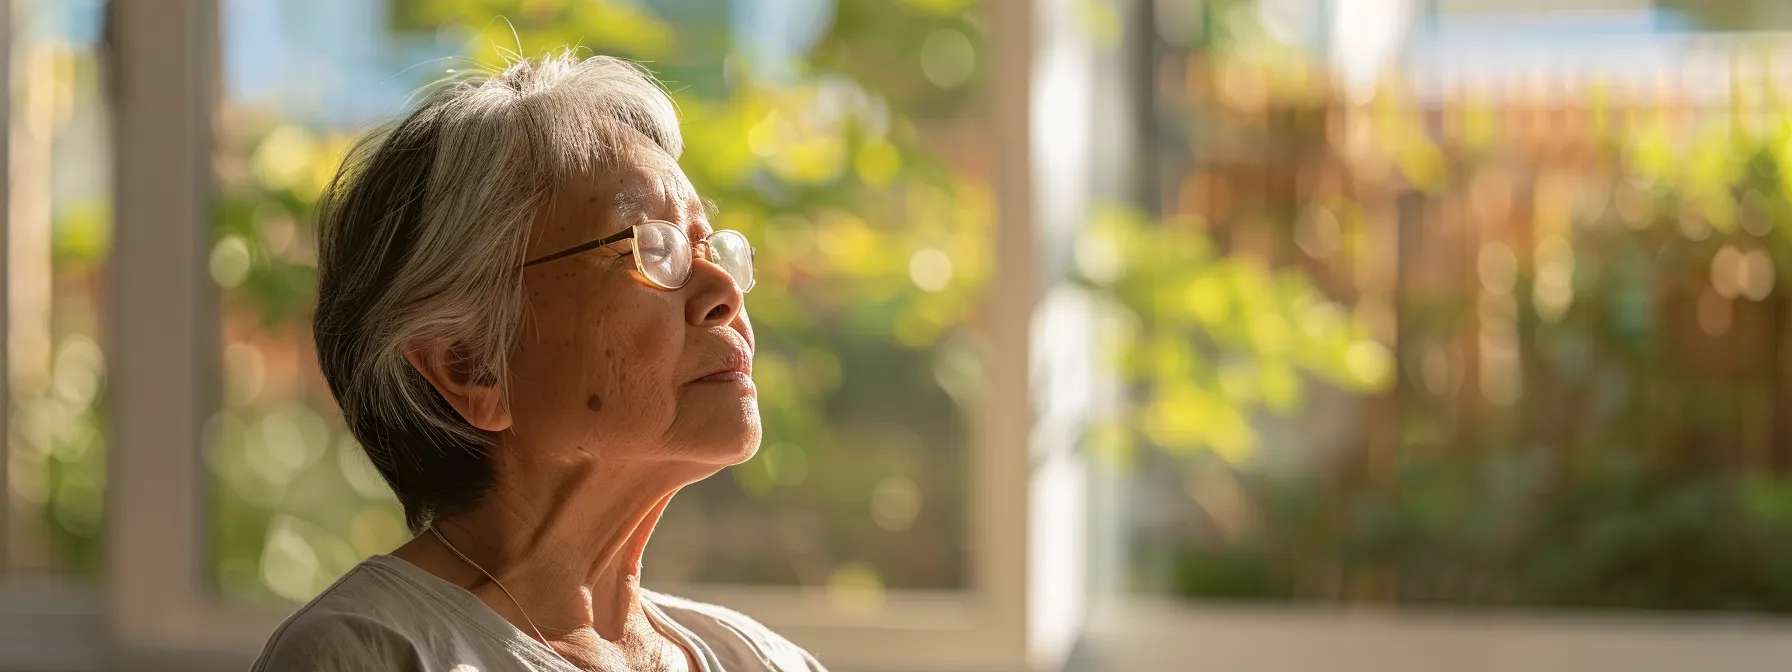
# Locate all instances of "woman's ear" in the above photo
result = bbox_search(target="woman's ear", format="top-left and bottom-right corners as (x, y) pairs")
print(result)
(403, 342), (512, 432)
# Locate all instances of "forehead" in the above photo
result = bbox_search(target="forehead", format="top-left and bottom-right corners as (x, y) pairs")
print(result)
(603, 147), (705, 222)
(537, 145), (712, 252)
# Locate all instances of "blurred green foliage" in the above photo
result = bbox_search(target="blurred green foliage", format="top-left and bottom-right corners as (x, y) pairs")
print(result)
(12, 39), (110, 576)
(1132, 1), (1792, 611)
(1074, 205), (1390, 465)
(1166, 453), (1792, 611)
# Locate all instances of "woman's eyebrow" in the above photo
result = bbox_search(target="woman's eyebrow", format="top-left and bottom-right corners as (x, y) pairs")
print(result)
(614, 179), (714, 225)
(613, 185), (654, 220)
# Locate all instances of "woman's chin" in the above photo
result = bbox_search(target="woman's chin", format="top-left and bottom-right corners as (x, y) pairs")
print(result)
(685, 434), (760, 468)
(673, 399), (762, 465)
(721, 409), (763, 464)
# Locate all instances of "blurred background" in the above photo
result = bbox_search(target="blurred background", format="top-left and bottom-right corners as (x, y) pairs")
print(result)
(11, 0), (1792, 670)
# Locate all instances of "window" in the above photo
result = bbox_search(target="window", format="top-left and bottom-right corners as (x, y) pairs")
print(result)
(0, 2), (112, 670)
(1075, 3), (1792, 670)
(101, 0), (1033, 669)
(203, 0), (994, 610)
(6, 0), (110, 577)
(1089, 0), (1792, 666)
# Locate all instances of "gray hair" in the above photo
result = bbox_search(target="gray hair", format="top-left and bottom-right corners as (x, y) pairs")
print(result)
(313, 51), (683, 531)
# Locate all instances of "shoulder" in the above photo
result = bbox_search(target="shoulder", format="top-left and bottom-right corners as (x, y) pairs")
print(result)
(251, 562), (435, 672)
(252, 605), (425, 672)
(646, 591), (828, 672)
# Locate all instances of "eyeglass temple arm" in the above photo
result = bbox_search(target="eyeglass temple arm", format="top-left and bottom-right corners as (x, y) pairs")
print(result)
(521, 227), (637, 268)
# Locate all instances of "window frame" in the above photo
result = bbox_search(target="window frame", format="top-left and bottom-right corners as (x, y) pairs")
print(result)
(98, 1), (1084, 671)
(1086, 598), (1792, 671)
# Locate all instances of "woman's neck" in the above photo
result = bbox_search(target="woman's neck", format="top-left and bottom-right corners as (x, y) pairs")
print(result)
(393, 449), (713, 669)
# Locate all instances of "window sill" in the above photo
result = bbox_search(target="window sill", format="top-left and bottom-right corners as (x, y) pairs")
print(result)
(1085, 597), (1792, 672)
(0, 574), (103, 672)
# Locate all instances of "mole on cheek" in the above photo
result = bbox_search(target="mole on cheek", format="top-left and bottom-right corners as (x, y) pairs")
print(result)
(586, 395), (603, 412)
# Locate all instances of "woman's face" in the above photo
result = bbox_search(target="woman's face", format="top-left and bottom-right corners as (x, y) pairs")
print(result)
(503, 144), (759, 469)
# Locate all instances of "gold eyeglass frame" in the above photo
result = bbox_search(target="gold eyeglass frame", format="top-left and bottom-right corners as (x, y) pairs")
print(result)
(521, 220), (756, 293)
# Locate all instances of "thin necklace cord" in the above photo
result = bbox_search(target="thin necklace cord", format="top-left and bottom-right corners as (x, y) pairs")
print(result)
(428, 525), (577, 669)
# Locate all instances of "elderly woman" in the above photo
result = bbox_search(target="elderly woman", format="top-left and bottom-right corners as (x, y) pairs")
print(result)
(252, 52), (824, 671)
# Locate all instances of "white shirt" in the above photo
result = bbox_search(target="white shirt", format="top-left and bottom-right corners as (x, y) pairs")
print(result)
(251, 555), (827, 672)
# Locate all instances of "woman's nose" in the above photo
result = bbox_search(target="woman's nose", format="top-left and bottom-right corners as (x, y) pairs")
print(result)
(684, 249), (743, 327)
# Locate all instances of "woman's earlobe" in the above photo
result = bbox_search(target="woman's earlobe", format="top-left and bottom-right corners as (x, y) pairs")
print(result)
(461, 384), (513, 433)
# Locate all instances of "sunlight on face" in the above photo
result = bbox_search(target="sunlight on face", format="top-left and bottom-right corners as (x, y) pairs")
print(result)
(504, 143), (760, 470)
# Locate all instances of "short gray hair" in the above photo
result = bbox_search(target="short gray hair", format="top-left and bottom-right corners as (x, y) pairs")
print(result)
(313, 51), (683, 531)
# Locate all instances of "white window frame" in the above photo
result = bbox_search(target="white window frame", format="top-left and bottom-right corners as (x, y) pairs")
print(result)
(98, 1), (1089, 671)
(1086, 597), (1792, 671)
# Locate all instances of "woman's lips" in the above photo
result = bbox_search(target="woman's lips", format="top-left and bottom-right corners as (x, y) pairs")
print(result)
(697, 370), (752, 383)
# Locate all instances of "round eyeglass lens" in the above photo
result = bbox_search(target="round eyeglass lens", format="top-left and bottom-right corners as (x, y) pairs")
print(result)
(635, 222), (692, 289)
(708, 230), (755, 292)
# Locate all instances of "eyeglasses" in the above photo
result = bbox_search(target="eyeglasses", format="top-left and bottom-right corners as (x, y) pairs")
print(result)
(522, 220), (756, 293)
